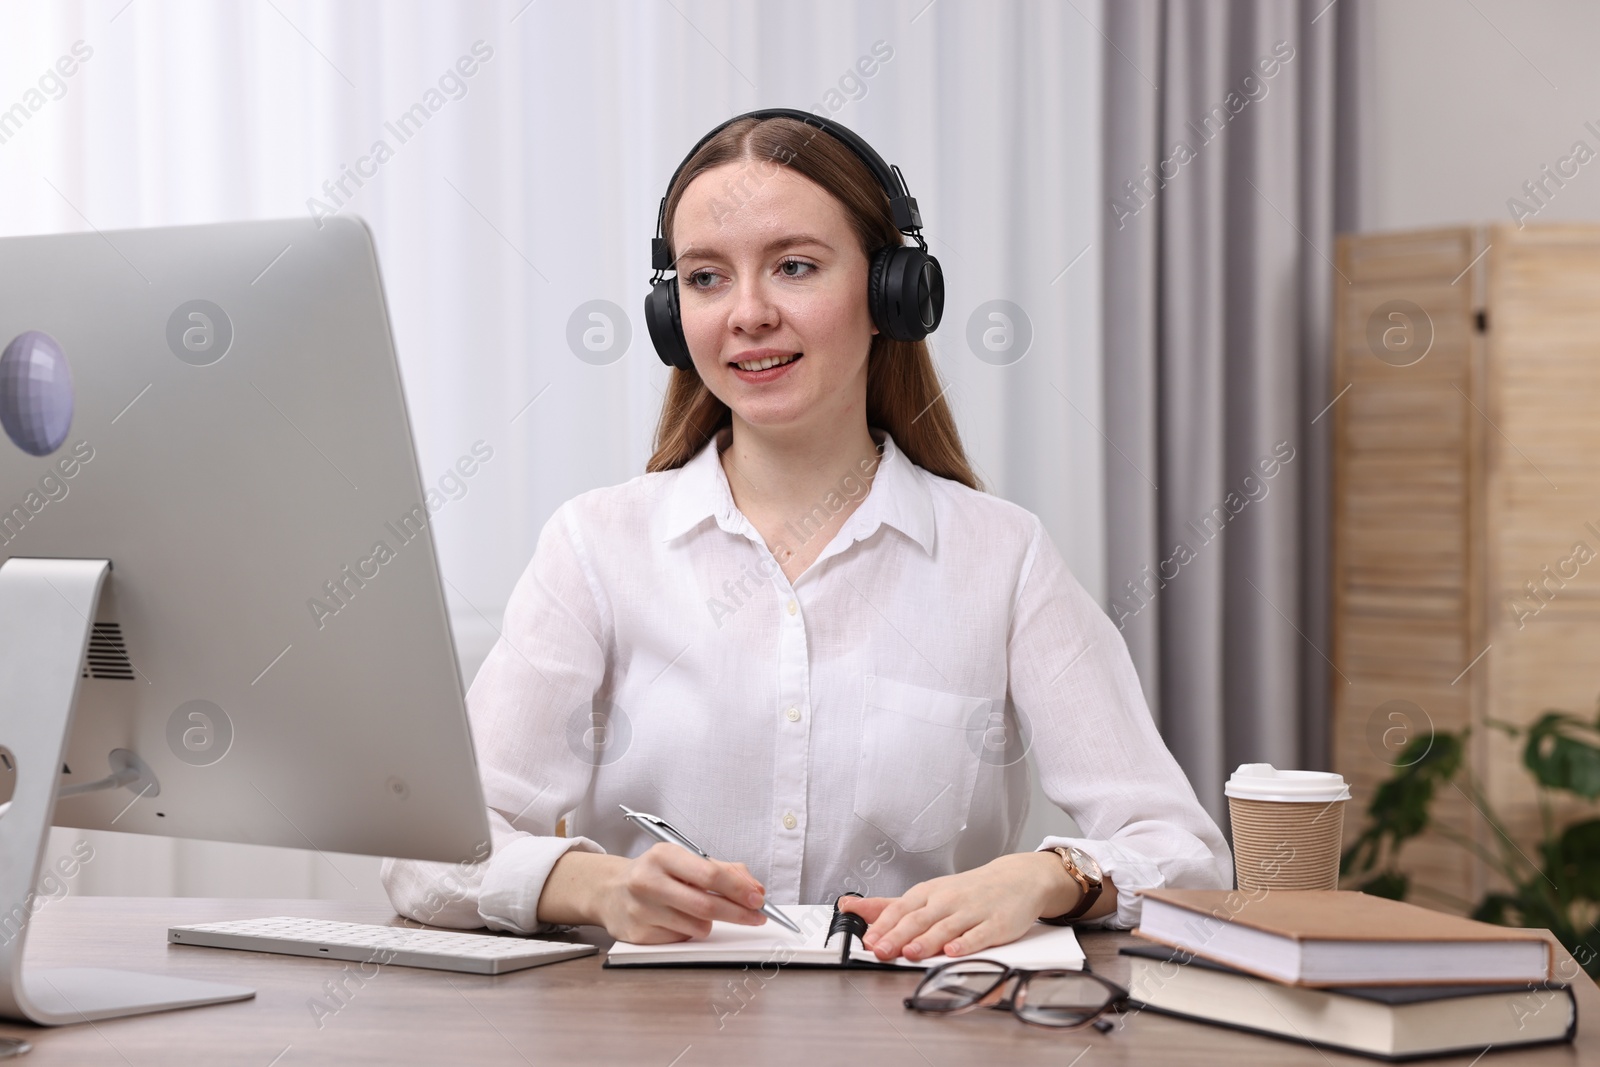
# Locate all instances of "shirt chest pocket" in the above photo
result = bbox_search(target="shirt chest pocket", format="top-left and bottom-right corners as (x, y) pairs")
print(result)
(853, 675), (992, 854)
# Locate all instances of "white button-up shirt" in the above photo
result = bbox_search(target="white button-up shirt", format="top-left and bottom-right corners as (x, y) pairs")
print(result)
(382, 428), (1232, 932)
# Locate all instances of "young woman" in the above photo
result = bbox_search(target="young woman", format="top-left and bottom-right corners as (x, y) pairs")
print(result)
(383, 113), (1231, 962)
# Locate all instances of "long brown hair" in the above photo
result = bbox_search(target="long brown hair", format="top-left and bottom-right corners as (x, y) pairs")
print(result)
(645, 115), (981, 491)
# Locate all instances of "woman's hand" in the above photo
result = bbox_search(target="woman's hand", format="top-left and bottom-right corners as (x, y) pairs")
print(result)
(586, 843), (771, 943)
(838, 851), (1081, 961)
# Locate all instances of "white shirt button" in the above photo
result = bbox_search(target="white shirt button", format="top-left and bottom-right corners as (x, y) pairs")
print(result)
(786, 599), (798, 616)
(785, 706), (800, 722)
(782, 812), (797, 830)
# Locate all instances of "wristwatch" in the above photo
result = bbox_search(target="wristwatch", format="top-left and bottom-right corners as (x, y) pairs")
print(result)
(1038, 845), (1103, 924)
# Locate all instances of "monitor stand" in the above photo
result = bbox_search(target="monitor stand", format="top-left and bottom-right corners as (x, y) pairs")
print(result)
(0, 558), (254, 1025)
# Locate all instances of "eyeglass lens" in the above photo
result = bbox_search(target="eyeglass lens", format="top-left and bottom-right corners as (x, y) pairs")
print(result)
(1015, 973), (1116, 1026)
(912, 960), (1008, 1010)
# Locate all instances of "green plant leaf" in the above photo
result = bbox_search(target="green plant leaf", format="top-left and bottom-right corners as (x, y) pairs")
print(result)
(1403, 730), (1465, 781)
(1471, 893), (1520, 926)
(1554, 819), (1600, 901)
(1340, 828), (1381, 876)
(1355, 870), (1409, 900)
(1341, 730), (1469, 881)
(1512, 885), (1572, 943)
(1339, 702), (1600, 973)
(1539, 838), (1572, 909)
(1571, 922), (1600, 979)
(1369, 774), (1433, 839)
(1523, 711), (1600, 799)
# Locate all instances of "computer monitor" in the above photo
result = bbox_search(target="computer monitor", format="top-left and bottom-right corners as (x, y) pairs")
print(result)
(0, 217), (490, 1025)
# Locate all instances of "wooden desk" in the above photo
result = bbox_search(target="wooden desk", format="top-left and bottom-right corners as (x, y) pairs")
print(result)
(1, 898), (1593, 1065)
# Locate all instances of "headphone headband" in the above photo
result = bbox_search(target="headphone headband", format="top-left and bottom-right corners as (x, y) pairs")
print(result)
(650, 108), (924, 274)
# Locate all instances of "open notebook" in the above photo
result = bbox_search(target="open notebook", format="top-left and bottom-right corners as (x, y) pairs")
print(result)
(604, 904), (1086, 970)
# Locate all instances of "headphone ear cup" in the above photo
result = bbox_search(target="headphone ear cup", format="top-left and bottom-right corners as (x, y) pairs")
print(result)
(645, 277), (694, 372)
(867, 247), (894, 337)
(922, 253), (945, 334)
(871, 247), (945, 342)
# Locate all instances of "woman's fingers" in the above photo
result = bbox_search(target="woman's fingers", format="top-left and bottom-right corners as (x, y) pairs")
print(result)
(940, 918), (1006, 958)
(870, 906), (942, 959)
(861, 898), (910, 946)
(837, 856), (1060, 961)
(614, 890), (720, 942)
(651, 868), (769, 927)
(627, 843), (767, 931)
(647, 844), (766, 907)
(862, 887), (930, 953)
(901, 912), (979, 961)
(729, 861), (764, 893)
(618, 917), (708, 944)
(837, 895), (893, 922)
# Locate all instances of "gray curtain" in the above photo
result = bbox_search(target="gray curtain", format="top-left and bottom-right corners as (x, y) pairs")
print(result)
(1102, 0), (1360, 820)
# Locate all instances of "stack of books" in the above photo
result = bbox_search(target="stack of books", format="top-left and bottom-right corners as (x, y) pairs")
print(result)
(1125, 889), (1577, 1061)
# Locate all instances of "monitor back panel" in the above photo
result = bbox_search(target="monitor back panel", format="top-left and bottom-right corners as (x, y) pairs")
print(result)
(0, 217), (489, 863)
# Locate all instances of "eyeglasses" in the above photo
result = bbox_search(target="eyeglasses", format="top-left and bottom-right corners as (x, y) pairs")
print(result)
(903, 959), (1129, 1032)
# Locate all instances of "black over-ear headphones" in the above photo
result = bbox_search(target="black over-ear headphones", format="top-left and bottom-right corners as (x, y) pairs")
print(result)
(644, 107), (944, 372)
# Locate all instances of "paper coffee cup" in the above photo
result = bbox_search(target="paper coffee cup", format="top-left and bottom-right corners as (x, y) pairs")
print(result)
(1224, 764), (1350, 892)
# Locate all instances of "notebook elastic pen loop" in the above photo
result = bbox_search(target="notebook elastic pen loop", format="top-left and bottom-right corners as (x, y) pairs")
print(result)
(828, 893), (868, 966)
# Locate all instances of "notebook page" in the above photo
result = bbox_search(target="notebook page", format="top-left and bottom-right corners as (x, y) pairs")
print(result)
(907, 922), (1086, 970)
(605, 905), (840, 964)
(606, 905), (1085, 970)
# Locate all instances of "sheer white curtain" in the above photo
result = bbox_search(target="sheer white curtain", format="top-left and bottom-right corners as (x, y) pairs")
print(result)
(0, 0), (1103, 900)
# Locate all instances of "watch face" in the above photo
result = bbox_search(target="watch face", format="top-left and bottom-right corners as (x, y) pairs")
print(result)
(1067, 846), (1103, 883)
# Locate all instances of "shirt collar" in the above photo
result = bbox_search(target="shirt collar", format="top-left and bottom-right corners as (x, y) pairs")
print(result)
(652, 426), (936, 557)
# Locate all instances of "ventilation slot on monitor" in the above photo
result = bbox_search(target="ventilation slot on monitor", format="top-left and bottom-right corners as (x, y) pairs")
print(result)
(81, 622), (137, 681)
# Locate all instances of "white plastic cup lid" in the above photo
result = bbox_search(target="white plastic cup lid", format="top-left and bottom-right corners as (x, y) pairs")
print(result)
(1224, 763), (1351, 803)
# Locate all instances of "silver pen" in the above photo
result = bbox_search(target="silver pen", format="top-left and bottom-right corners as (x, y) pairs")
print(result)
(619, 804), (802, 934)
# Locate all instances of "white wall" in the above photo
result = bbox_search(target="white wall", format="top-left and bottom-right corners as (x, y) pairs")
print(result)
(1356, 0), (1600, 231)
(5, 0), (1104, 902)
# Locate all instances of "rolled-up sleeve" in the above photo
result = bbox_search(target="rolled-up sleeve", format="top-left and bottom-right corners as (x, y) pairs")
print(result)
(1008, 517), (1233, 929)
(381, 501), (610, 933)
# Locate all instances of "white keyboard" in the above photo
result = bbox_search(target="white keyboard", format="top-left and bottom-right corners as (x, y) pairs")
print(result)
(169, 916), (597, 975)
